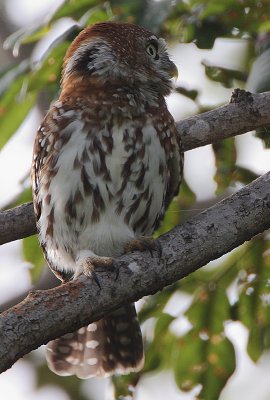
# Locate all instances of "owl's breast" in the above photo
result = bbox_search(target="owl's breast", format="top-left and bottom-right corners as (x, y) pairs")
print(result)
(37, 114), (169, 272)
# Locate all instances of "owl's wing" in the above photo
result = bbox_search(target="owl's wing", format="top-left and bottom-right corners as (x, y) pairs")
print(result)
(162, 115), (184, 211)
(32, 117), (49, 223)
(31, 101), (77, 225)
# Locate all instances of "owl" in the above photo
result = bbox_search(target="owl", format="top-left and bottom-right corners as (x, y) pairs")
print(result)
(32, 22), (183, 378)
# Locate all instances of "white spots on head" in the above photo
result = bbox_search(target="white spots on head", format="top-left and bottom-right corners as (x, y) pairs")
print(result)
(87, 323), (97, 332)
(78, 327), (86, 334)
(87, 357), (98, 365)
(128, 262), (140, 273)
(86, 340), (99, 349)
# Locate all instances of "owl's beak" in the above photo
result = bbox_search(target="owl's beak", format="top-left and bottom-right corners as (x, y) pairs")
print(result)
(169, 61), (178, 80)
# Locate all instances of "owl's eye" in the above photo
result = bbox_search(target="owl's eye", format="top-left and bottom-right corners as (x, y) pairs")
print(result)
(146, 42), (159, 60)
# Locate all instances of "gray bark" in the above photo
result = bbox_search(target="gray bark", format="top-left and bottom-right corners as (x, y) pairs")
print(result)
(179, 89), (270, 151)
(0, 202), (36, 245)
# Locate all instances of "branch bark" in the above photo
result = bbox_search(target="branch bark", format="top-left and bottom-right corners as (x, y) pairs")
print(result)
(178, 90), (270, 151)
(0, 202), (36, 245)
(1, 172), (270, 373)
(1, 90), (270, 245)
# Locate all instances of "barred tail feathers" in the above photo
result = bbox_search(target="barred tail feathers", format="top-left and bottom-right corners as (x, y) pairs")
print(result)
(46, 304), (144, 378)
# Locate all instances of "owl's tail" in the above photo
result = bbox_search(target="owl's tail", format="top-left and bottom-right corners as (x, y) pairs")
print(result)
(45, 304), (144, 378)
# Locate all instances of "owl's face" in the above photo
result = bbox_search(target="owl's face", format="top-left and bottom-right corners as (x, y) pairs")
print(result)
(63, 22), (178, 96)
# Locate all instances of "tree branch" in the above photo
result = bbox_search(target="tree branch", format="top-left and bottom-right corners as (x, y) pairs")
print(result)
(1, 171), (270, 373)
(1, 90), (270, 245)
(0, 202), (36, 245)
(178, 90), (270, 151)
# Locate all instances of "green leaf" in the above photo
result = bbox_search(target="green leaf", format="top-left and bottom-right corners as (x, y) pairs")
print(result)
(170, 0), (270, 43)
(173, 285), (235, 398)
(255, 126), (270, 149)
(174, 331), (235, 398)
(112, 373), (141, 400)
(175, 85), (199, 101)
(156, 180), (196, 235)
(237, 238), (270, 361)
(21, 26), (51, 44)
(212, 138), (236, 194)
(0, 59), (30, 97)
(155, 313), (175, 337)
(138, 285), (177, 323)
(51, 0), (98, 21)
(194, 19), (229, 49)
(202, 61), (247, 87)
(144, 312), (176, 372)
(0, 88), (36, 149)
(29, 42), (69, 91)
(234, 166), (259, 185)
(1, 41), (70, 148)
(22, 235), (44, 283)
(4, 25), (47, 57)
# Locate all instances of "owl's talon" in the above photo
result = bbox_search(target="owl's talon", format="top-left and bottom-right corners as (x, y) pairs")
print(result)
(75, 255), (114, 288)
(91, 270), (101, 289)
(125, 236), (162, 257)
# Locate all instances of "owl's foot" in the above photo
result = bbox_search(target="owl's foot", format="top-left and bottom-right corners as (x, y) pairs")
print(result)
(74, 255), (114, 288)
(125, 236), (162, 257)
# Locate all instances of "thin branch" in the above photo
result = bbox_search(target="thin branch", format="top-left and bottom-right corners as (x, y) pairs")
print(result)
(178, 90), (270, 151)
(1, 171), (270, 373)
(0, 202), (36, 245)
(1, 90), (270, 245)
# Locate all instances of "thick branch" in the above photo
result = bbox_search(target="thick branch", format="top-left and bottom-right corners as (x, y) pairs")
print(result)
(1, 172), (270, 373)
(1, 90), (270, 245)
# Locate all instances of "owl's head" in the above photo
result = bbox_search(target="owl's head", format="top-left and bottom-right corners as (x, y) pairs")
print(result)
(62, 22), (178, 97)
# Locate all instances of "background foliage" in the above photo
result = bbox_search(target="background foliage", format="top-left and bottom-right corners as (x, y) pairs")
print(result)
(2, 0), (270, 399)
